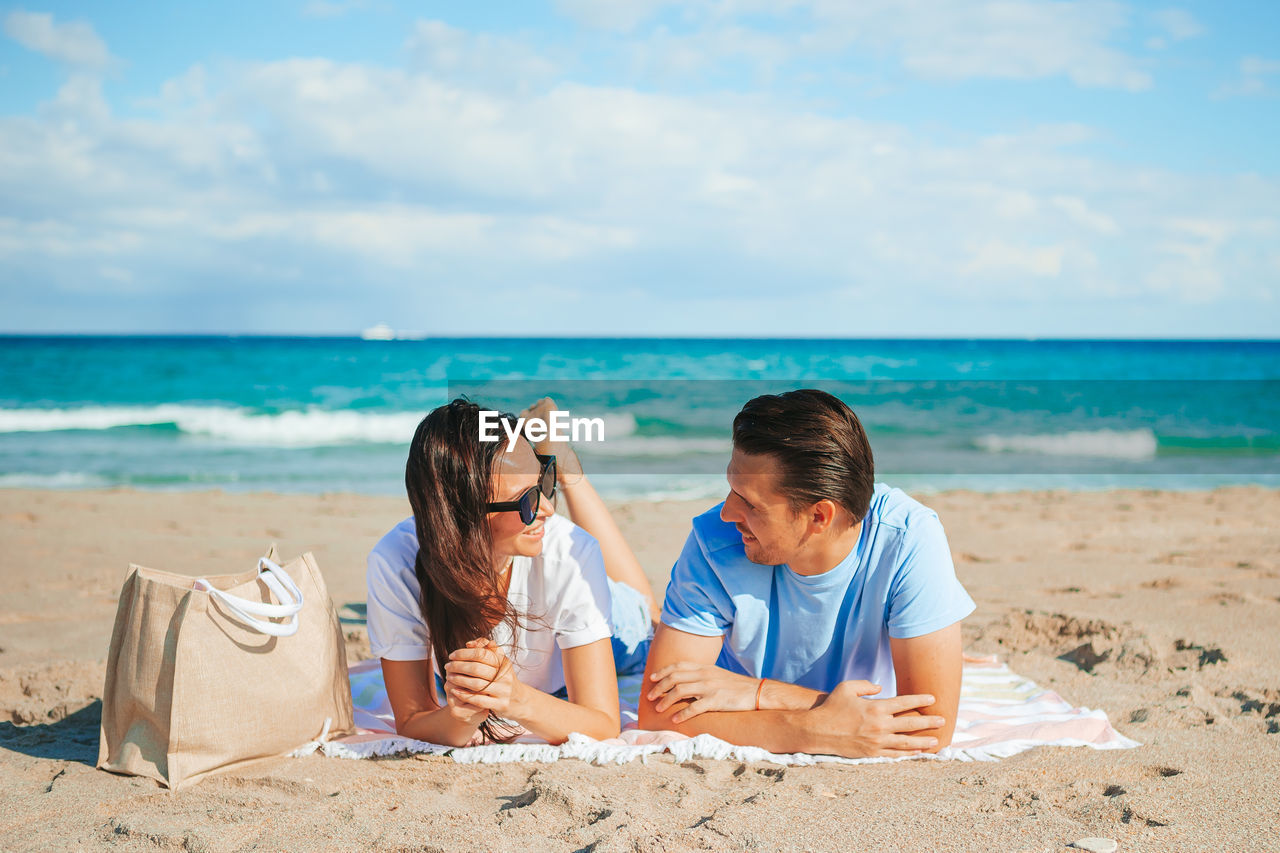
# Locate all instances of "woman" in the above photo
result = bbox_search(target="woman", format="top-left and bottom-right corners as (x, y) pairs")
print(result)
(366, 397), (656, 746)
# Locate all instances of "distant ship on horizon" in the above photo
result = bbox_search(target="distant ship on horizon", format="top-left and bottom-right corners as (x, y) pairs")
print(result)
(360, 324), (426, 341)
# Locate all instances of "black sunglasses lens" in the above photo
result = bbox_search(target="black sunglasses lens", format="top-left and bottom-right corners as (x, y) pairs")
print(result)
(540, 458), (556, 499)
(520, 487), (539, 524)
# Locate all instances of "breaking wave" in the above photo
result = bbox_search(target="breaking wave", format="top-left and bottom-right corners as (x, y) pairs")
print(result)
(974, 428), (1159, 460)
(0, 405), (422, 447)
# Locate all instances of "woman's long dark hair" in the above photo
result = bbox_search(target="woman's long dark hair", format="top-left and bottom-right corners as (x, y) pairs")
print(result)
(405, 398), (525, 742)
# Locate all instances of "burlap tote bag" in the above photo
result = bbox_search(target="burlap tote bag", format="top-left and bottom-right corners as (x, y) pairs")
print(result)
(98, 547), (354, 789)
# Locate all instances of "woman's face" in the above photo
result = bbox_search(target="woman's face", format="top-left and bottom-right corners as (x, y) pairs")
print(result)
(487, 437), (553, 562)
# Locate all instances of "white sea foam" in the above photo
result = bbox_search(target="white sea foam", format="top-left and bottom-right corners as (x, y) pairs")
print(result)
(599, 412), (637, 438)
(0, 405), (421, 447)
(0, 471), (111, 488)
(586, 474), (726, 503)
(583, 436), (731, 457)
(974, 428), (1158, 460)
(628, 481), (729, 502)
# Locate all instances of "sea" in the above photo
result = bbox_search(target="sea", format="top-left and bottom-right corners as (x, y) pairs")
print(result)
(1, 337), (1277, 500)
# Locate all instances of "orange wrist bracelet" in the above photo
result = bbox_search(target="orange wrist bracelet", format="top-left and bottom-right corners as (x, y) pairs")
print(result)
(755, 678), (766, 711)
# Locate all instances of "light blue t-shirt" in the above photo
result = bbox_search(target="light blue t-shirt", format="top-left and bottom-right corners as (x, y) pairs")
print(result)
(660, 483), (976, 697)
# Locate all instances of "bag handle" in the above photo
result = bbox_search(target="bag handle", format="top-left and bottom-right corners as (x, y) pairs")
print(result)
(195, 557), (306, 637)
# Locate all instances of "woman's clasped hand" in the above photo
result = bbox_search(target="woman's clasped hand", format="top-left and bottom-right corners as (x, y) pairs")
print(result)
(442, 638), (522, 723)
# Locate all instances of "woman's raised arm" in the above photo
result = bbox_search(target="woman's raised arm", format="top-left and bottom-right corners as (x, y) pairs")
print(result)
(521, 396), (658, 622)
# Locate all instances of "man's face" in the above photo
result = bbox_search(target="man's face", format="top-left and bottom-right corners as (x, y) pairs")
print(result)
(720, 448), (810, 565)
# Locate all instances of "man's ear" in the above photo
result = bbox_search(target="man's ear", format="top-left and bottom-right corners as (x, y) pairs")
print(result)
(808, 499), (839, 533)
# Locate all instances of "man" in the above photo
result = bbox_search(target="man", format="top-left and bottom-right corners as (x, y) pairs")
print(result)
(638, 389), (975, 758)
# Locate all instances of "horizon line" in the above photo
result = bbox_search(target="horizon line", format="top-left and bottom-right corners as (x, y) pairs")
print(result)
(1, 332), (1279, 344)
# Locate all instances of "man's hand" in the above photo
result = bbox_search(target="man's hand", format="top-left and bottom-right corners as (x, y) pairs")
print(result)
(647, 662), (761, 722)
(805, 680), (946, 758)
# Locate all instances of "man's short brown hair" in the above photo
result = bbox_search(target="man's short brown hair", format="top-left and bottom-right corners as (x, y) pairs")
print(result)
(731, 389), (875, 522)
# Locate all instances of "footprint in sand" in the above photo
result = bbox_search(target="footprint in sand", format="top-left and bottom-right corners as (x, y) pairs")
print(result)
(1143, 765), (1183, 779)
(1058, 642), (1111, 673)
(1120, 805), (1169, 827)
(1141, 577), (1180, 590)
(1170, 639), (1227, 670)
(1215, 687), (1280, 733)
(498, 770), (618, 827)
(976, 610), (1158, 678)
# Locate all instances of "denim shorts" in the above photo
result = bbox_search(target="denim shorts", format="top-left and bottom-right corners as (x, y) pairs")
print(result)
(607, 578), (653, 677)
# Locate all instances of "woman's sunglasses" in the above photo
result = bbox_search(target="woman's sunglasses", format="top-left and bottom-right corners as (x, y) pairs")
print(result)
(486, 453), (556, 525)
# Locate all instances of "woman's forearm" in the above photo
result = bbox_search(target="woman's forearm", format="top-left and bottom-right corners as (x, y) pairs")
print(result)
(508, 680), (621, 744)
(396, 705), (485, 747)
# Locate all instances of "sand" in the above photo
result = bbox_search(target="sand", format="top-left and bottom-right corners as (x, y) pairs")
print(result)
(1, 486), (1278, 851)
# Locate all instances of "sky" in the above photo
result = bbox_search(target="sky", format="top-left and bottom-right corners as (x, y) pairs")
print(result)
(0, 0), (1277, 337)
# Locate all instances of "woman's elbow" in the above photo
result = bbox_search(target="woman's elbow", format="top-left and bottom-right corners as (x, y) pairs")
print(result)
(547, 718), (620, 744)
(588, 712), (622, 741)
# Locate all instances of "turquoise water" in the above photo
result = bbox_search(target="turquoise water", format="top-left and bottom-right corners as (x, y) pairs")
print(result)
(1, 337), (1276, 498)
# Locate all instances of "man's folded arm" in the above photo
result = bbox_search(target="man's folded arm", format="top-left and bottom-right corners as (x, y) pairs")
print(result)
(638, 624), (945, 758)
(883, 511), (972, 752)
(637, 624), (822, 752)
(889, 621), (964, 751)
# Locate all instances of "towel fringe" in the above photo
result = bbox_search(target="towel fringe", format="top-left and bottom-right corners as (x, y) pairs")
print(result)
(296, 660), (1141, 765)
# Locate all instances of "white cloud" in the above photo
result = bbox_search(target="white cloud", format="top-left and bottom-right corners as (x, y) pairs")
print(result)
(559, 0), (1155, 90)
(3, 10), (114, 68)
(1150, 8), (1203, 43)
(0, 217), (142, 258)
(1240, 56), (1280, 76)
(1144, 218), (1240, 302)
(199, 206), (634, 267)
(963, 240), (1066, 278)
(807, 0), (1152, 90)
(302, 0), (378, 18)
(405, 20), (559, 88)
(1215, 55), (1280, 98)
(553, 0), (682, 32)
(623, 24), (796, 83)
(1, 17), (1276, 332)
(1145, 262), (1223, 303)
(1051, 195), (1119, 235)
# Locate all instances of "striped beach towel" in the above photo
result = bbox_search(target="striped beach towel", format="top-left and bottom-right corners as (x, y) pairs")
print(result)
(295, 657), (1139, 765)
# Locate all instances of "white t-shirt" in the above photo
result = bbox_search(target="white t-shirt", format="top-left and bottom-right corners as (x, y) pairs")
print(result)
(366, 513), (614, 695)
